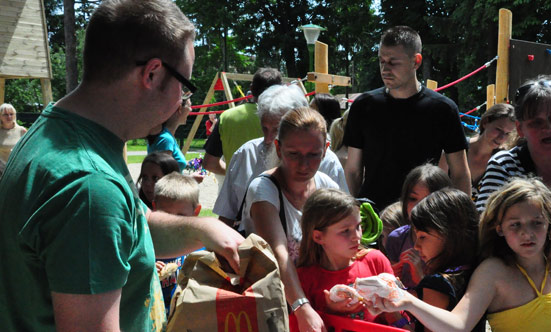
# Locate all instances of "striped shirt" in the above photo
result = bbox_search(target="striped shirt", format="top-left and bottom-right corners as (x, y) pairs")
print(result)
(475, 143), (536, 212)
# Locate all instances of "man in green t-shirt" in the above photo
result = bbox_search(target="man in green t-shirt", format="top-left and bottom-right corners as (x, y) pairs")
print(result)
(0, 1), (243, 331)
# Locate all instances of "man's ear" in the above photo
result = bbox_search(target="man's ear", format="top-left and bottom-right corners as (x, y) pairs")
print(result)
(313, 230), (324, 245)
(414, 53), (423, 69)
(194, 204), (202, 216)
(496, 225), (504, 237)
(151, 200), (157, 211)
(140, 58), (163, 89)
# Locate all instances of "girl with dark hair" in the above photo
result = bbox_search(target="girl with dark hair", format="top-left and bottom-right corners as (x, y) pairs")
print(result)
(137, 152), (180, 208)
(385, 164), (452, 288)
(409, 188), (482, 331)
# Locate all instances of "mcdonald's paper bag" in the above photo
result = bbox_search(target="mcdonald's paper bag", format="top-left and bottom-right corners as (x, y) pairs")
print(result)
(166, 233), (288, 332)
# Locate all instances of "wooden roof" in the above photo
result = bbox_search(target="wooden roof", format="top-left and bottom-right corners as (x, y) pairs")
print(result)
(0, 0), (52, 79)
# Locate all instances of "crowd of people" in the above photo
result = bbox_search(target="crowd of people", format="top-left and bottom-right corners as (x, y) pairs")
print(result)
(0, 1), (550, 332)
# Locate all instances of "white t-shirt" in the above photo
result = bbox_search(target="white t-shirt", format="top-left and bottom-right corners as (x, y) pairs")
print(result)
(213, 137), (348, 220)
(242, 171), (339, 263)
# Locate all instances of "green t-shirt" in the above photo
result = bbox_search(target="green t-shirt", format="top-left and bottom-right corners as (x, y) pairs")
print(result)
(218, 103), (263, 164)
(0, 105), (165, 331)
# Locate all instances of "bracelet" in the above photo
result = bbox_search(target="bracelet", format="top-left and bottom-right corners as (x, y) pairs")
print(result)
(290, 297), (310, 312)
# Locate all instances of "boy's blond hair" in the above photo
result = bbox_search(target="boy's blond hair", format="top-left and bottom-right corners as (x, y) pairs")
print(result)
(154, 172), (199, 208)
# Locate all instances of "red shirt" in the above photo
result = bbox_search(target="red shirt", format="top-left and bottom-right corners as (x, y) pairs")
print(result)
(297, 249), (393, 322)
(205, 119), (214, 136)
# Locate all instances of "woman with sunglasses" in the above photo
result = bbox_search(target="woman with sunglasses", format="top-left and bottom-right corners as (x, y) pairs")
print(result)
(476, 76), (551, 212)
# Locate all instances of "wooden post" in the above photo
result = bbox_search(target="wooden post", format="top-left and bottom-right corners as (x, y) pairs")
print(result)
(0, 78), (5, 104)
(40, 78), (53, 108)
(426, 79), (438, 91)
(314, 41), (329, 93)
(182, 73), (219, 154)
(486, 84), (496, 109)
(221, 72), (236, 109)
(496, 8), (512, 104)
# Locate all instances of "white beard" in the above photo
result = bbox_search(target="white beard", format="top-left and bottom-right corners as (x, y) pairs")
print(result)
(263, 142), (280, 170)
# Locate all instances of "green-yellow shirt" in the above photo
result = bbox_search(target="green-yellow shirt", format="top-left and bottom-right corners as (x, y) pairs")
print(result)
(219, 103), (263, 164)
(0, 105), (165, 331)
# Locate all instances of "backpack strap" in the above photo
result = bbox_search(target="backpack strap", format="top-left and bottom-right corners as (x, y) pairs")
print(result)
(260, 174), (287, 235)
(234, 173), (287, 235)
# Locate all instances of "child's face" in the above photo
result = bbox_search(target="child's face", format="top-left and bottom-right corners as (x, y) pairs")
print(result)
(414, 228), (445, 268)
(406, 182), (430, 218)
(497, 200), (549, 259)
(313, 209), (362, 269)
(140, 162), (164, 203)
(155, 198), (196, 216)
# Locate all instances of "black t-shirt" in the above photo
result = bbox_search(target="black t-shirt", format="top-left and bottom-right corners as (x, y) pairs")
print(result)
(343, 86), (467, 209)
(203, 122), (223, 157)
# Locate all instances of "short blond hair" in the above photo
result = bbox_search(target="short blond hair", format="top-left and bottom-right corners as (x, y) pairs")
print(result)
(154, 172), (199, 208)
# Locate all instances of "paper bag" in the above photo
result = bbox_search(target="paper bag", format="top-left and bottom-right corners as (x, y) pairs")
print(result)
(167, 233), (288, 332)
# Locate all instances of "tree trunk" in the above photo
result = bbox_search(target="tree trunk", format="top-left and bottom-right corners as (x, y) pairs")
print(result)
(64, 0), (78, 93)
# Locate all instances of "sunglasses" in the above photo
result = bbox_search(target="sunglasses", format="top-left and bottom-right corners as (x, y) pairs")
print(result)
(136, 60), (197, 100)
(515, 80), (551, 104)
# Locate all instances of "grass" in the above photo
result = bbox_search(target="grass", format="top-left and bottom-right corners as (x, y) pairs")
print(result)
(198, 209), (217, 217)
(125, 144), (205, 164)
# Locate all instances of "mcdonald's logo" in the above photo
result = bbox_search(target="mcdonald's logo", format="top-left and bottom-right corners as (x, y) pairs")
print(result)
(224, 311), (254, 332)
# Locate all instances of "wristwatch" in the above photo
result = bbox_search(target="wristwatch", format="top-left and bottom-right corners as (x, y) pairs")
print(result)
(291, 297), (310, 312)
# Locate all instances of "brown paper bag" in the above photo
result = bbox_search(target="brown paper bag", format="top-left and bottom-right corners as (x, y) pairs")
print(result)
(166, 233), (288, 332)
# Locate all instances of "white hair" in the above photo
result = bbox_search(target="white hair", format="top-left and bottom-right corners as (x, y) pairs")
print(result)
(256, 84), (308, 121)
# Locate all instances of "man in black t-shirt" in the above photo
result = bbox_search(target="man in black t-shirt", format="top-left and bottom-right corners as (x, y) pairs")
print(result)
(343, 26), (470, 209)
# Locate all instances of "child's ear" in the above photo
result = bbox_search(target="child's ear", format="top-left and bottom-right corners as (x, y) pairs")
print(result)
(151, 200), (157, 211)
(313, 230), (324, 245)
(194, 204), (202, 216)
(274, 138), (282, 159)
(496, 225), (504, 237)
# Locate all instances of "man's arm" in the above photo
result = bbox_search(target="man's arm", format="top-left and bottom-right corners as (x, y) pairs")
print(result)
(445, 149), (471, 197)
(52, 289), (121, 332)
(147, 211), (244, 273)
(344, 146), (363, 197)
(203, 153), (226, 175)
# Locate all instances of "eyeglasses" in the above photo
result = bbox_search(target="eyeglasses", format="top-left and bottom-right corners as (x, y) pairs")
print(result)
(136, 60), (197, 100)
(515, 80), (551, 104)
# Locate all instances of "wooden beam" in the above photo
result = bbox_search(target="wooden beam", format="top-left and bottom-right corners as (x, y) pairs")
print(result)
(314, 41), (329, 93)
(496, 8), (512, 104)
(426, 79), (438, 90)
(221, 72), (235, 109)
(182, 73), (219, 154)
(307, 72), (351, 87)
(486, 84), (495, 109)
(0, 78), (5, 104)
(40, 78), (52, 107)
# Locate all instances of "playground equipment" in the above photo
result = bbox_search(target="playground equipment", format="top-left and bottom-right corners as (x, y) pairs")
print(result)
(0, 0), (53, 106)
(427, 8), (551, 116)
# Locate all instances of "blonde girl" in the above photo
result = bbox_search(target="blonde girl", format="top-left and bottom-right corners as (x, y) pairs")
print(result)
(369, 178), (551, 332)
(296, 188), (412, 330)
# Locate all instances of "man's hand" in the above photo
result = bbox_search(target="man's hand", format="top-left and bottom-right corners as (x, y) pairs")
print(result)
(198, 220), (244, 274)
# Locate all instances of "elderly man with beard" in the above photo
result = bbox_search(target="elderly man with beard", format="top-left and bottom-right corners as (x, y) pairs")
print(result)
(213, 84), (348, 227)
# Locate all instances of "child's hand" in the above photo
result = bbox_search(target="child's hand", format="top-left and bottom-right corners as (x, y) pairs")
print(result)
(399, 249), (424, 285)
(155, 261), (166, 274)
(191, 171), (205, 184)
(323, 289), (364, 314)
(365, 293), (412, 316)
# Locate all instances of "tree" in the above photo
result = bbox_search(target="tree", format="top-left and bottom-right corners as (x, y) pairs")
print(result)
(64, 0), (78, 93)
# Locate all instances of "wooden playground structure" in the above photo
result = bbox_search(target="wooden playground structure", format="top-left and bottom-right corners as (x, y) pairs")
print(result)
(0, 0), (53, 105)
